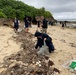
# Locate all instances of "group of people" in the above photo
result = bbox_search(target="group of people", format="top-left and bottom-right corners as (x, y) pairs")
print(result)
(13, 16), (55, 55)
(60, 21), (67, 29)
(37, 16), (48, 34)
(13, 16), (32, 33)
(35, 16), (55, 55)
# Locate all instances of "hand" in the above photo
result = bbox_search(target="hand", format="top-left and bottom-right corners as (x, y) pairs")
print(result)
(44, 38), (46, 41)
(34, 47), (36, 50)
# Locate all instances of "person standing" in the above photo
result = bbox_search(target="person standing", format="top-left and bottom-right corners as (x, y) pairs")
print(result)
(37, 19), (41, 31)
(41, 16), (48, 33)
(28, 16), (32, 27)
(13, 17), (19, 32)
(24, 17), (29, 33)
(62, 22), (65, 29)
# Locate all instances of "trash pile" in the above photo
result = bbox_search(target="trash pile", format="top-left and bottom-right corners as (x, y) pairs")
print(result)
(0, 31), (60, 75)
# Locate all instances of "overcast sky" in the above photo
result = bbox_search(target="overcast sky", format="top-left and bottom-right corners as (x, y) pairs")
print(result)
(20, 0), (76, 20)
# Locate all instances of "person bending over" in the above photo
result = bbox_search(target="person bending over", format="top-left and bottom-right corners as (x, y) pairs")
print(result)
(34, 31), (55, 53)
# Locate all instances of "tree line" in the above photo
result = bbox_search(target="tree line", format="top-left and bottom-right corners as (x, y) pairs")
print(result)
(0, 0), (54, 20)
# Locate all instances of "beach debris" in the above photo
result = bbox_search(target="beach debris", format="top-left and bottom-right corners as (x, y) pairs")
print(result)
(0, 31), (60, 75)
(53, 67), (60, 73)
(62, 60), (76, 74)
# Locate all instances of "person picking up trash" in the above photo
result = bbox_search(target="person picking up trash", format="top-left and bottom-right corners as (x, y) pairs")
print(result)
(34, 31), (55, 53)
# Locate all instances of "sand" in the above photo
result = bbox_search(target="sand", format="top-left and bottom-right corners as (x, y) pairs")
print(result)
(0, 25), (76, 75)
(0, 26), (21, 73)
(29, 25), (76, 75)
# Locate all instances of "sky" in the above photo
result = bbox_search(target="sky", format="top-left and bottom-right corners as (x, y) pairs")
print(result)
(20, 0), (76, 20)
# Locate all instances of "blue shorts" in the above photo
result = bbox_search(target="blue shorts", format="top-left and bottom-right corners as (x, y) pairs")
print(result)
(25, 25), (28, 28)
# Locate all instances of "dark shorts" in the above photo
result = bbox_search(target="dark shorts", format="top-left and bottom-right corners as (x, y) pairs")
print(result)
(38, 24), (40, 27)
(62, 24), (64, 27)
(25, 25), (28, 28)
(14, 25), (19, 30)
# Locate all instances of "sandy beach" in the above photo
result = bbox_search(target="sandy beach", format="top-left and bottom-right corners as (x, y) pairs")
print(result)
(30, 25), (76, 75)
(0, 26), (21, 73)
(0, 25), (76, 75)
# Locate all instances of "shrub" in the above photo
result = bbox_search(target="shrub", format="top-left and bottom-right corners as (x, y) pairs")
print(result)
(0, 12), (7, 18)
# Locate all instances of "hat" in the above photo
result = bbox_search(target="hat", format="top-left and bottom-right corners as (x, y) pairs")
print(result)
(34, 31), (42, 37)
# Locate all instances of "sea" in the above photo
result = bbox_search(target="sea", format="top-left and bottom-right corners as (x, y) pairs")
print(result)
(57, 19), (76, 22)
(57, 19), (76, 26)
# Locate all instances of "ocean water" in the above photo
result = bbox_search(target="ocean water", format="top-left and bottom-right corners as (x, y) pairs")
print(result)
(57, 19), (76, 26)
(57, 19), (76, 22)
(67, 23), (76, 26)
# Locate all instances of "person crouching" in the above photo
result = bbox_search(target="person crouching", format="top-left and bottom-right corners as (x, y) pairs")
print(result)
(34, 31), (55, 54)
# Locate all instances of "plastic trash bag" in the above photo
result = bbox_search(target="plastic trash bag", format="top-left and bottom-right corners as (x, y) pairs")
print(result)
(62, 60), (76, 73)
(37, 41), (49, 55)
(18, 28), (22, 32)
(69, 60), (76, 70)
(24, 25), (25, 28)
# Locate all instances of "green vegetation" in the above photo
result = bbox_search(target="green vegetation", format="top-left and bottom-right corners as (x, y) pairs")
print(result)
(0, 12), (7, 18)
(0, 0), (53, 20)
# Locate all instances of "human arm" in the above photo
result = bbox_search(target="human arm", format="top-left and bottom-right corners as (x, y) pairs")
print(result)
(35, 42), (39, 49)
(43, 34), (52, 42)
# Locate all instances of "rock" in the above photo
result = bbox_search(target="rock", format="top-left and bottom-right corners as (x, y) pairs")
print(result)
(48, 60), (54, 66)
(53, 67), (60, 73)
